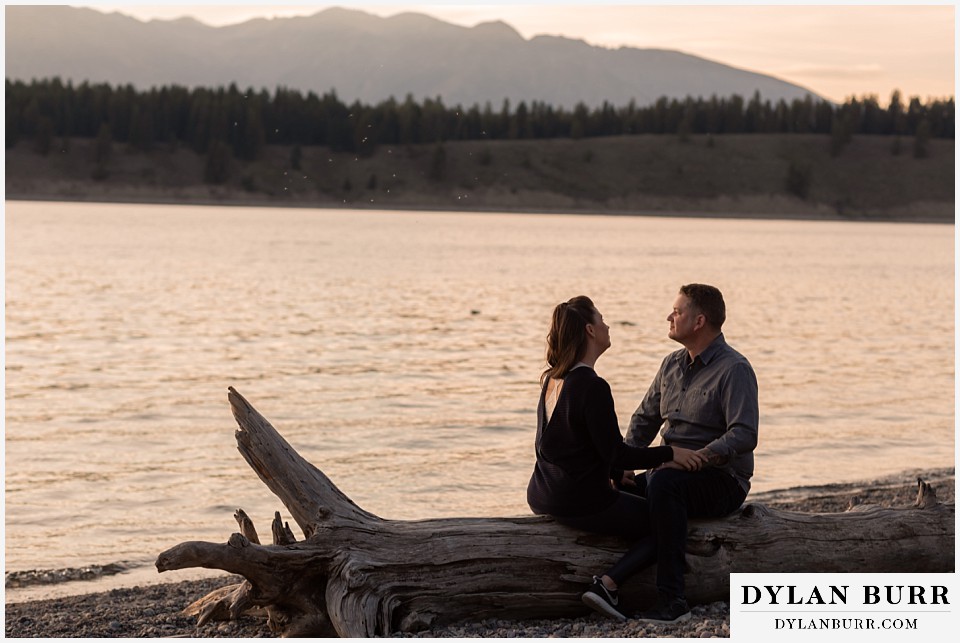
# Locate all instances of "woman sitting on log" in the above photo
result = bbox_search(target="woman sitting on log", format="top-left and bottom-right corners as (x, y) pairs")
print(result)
(526, 296), (705, 621)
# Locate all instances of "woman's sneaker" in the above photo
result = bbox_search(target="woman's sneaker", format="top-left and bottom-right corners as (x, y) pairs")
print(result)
(581, 576), (626, 621)
(635, 597), (691, 623)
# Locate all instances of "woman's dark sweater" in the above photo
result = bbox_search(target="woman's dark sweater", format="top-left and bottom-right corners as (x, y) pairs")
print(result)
(526, 366), (673, 517)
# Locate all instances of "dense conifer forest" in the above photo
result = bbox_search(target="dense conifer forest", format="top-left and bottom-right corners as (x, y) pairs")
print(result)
(6, 78), (954, 161)
(6, 78), (953, 222)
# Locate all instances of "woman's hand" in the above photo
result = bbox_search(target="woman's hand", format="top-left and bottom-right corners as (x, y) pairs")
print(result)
(668, 447), (707, 471)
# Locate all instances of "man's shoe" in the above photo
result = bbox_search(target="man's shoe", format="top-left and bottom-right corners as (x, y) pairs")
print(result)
(581, 576), (626, 621)
(635, 597), (691, 623)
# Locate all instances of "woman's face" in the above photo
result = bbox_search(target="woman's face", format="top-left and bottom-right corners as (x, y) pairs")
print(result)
(590, 308), (611, 352)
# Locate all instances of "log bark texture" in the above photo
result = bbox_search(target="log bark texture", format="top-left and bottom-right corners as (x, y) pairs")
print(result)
(155, 388), (955, 637)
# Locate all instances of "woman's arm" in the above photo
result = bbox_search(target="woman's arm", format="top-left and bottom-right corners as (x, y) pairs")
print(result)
(613, 442), (674, 470)
(584, 375), (675, 471)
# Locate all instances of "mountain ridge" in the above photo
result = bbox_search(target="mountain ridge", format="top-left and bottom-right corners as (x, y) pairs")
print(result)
(5, 5), (821, 108)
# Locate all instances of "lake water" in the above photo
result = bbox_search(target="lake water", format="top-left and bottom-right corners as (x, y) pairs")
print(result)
(4, 201), (955, 601)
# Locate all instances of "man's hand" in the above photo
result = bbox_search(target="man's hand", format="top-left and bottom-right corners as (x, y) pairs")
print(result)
(666, 447), (707, 471)
(619, 470), (637, 487)
(696, 447), (729, 467)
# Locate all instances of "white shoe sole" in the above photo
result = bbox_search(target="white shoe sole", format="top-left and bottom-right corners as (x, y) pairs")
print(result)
(582, 591), (627, 621)
(636, 610), (691, 624)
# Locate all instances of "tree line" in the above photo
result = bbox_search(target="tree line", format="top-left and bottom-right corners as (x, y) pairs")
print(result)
(6, 77), (954, 160)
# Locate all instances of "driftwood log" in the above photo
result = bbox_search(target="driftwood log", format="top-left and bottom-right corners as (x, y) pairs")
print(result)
(155, 388), (955, 637)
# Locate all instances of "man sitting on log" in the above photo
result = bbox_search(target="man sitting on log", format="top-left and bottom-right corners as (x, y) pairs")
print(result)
(622, 283), (759, 624)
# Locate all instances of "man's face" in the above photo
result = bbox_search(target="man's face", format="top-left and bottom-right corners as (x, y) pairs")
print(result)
(667, 294), (699, 344)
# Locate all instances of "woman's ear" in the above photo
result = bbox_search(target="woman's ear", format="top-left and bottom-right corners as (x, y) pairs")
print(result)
(585, 322), (597, 338)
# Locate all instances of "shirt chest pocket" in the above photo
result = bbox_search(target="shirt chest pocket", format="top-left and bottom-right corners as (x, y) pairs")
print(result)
(681, 386), (721, 420)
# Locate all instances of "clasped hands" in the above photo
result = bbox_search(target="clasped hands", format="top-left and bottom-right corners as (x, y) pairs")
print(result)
(662, 446), (708, 471)
(617, 447), (709, 488)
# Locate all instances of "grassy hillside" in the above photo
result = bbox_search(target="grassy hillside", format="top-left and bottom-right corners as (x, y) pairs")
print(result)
(5, 133), (954, 222)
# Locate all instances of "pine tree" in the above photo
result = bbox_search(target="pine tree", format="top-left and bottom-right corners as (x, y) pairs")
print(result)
(290, 145), (302, 171)
(913, 119), (931, 158)
(429, 143), (446, 181)
(888, 90), (905, 135)
(34, 116), (54, 155)
(204, 140), (231, 184)
(785, 161), (812, 200)
(94, 122), (112, 164)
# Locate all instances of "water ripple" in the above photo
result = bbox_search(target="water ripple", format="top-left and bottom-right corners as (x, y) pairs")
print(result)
(4, 201), (954, 591)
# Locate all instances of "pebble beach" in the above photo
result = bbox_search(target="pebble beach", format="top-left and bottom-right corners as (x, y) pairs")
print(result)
(5, 469), (953, 638)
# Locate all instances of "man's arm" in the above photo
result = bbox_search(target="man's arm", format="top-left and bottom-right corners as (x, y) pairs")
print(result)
(697, 361), (759, 465)
(625, 359), (667, 447)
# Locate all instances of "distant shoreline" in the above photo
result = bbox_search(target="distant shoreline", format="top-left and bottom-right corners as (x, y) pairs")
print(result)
(4, 194), (952, 226)
(5, 133), (955, 224)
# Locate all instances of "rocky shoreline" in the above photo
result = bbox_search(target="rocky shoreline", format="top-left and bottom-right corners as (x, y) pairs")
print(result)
(5, 469), (953, 638)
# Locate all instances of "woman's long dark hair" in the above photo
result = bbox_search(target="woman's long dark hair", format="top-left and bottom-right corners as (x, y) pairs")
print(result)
(541, 295), (596, 385)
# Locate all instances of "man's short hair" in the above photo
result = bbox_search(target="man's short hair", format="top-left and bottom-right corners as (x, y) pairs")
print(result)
(680, 284), (726, 329)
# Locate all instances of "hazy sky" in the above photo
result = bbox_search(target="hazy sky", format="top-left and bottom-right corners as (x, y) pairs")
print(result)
(65, 2), (956, 104)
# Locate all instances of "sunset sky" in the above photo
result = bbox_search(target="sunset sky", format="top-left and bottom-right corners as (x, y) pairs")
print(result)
(50, 2), (960, 104)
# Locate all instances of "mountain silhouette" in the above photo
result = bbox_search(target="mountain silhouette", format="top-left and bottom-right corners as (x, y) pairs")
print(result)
(5, 5), (821, 108)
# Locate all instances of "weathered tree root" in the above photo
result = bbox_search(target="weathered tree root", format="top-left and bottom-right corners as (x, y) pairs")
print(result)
(155, 387), (955, 637)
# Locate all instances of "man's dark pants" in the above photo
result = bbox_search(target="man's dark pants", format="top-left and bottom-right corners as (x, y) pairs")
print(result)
(633, 468), (746, 602)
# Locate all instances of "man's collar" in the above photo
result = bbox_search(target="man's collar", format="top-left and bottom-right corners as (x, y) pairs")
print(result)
(675, 332), (726, 366)
(698, 333), (727, 364)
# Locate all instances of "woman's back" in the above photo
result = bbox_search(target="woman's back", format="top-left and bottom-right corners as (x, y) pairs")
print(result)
(528, 368), (622, 516)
